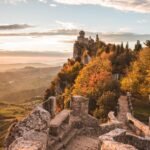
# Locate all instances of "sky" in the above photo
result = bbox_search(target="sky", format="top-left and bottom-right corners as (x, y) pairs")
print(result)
(0, 0), (150, 52)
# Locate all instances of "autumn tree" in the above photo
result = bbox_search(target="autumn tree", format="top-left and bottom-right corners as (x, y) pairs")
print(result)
(121, 48), (150, 96)
(44, 59), (83, 111)
(72, 57), (112, 97)
(94, 91), (118, 121)
(72, 57), (120, 117)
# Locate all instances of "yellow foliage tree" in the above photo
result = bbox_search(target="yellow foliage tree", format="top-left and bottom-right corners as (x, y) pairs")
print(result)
(72, 57), (112, 97)
(121, 48), (150, 96)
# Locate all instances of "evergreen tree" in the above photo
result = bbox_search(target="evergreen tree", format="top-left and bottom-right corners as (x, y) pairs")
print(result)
(96, 34), (99, 42)
(120, 42), (124, 53)
(144, 40), (150, 48)
(116, 45), (121, 54)
(105, 45), (110, 53)
(134, 40), (142, 52)
(126, 42), (129, 50)
(112, 44), (116, 52)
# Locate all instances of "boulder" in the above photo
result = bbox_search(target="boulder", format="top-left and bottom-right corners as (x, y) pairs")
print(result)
(8, 138), (44, 150)
(5, 106), (50, 149)
(99, 128), (137, 150)
(127, 113), (150, 137)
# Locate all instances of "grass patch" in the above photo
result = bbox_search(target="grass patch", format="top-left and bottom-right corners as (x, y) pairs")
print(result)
(132, 96), (150, 124)
(0, 99), (42, 149)
(0, 120), (12, 148)
(0, 106), (25, 118)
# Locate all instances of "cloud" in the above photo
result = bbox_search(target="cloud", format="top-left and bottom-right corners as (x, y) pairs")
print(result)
(119, 27), (131, 32)
(54, 0), (150, 13)
(0, 29), (150, 46)
(0, 29), (80, 36)
(0, 24), (33, 30)
(2, 0), (27, 4)
(2, 0), (48, 4)
(3, 0), (149, 13)
(56, 20), (79, 29)
(49, 3), (57, 7)
(137, 19), (148, 24)
(38, 0), (47, 3)
(0, 28), (149, 36)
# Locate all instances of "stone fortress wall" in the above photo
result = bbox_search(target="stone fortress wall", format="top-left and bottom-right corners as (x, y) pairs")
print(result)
(99, 112), (150, 150)
(73, 30), (100, 64)
(5, 96), (99, 150)
(5, 95), (150, 150)
(127, 112), (150, 137)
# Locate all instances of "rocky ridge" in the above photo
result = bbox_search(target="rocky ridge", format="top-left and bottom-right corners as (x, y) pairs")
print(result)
(5, 95), (150, 150)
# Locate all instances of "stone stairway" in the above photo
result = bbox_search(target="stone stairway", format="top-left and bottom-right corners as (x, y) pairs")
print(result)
(117, 96), (130, 125)
(47, 109), (81, 150)
(48, 124), (79, 150)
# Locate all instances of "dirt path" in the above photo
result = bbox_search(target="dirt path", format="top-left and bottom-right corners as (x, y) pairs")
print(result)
(117, 96), (129, 124)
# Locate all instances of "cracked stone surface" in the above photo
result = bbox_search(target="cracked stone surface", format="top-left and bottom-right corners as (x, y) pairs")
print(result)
(5, 95), (150, 150)
(5, 106), (50, 149)
(8, 137), (44, 150)
(66, 135), (98, 150)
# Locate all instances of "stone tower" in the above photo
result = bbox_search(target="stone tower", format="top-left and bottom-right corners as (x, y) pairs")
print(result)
(73, 30), (89, 60)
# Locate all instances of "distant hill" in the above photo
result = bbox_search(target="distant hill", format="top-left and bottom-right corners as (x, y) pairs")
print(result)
(0, 66), (60, 104)
(0, 51), (71, 57)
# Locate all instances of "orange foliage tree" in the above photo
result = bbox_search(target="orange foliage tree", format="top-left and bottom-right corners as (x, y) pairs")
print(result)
(72, 57), (120, 118)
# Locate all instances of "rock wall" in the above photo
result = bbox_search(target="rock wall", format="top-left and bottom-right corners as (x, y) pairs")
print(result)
(99, 128), (137, 150)
(115, 132), (150, 150)
(70, 95), (99, 129)
(4, 96), (150, 150)
(71, 95), (89, 116)
(5, 95), (99, 150)
(99, 128), (150, 150)
(99, 112), (150, 150)
(127, 113), (150, 137)
(99, 112), (123, 135)
(5, 106), (50, 150)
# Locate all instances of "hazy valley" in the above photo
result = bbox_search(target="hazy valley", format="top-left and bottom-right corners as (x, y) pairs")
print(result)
(0, 63), (60, 148)
(0, 66), (60, 103)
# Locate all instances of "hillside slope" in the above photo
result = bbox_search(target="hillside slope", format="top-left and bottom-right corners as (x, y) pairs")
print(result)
(0, 66), (60, 104)
(0, 66), (60, 148)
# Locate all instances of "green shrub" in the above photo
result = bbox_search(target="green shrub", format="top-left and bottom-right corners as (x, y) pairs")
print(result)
(94, 91), (118, 121)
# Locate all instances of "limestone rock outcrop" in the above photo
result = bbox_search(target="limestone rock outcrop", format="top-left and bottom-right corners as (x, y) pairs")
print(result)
(127, 113), (150, 137)
(8, 136), (46, 150)
(99, 128), (137, 150)
(5, 106), (50, 150)
(99, 111), (123, 135)
(4, 95), (150, 150)
(99, 112), (150, 150)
